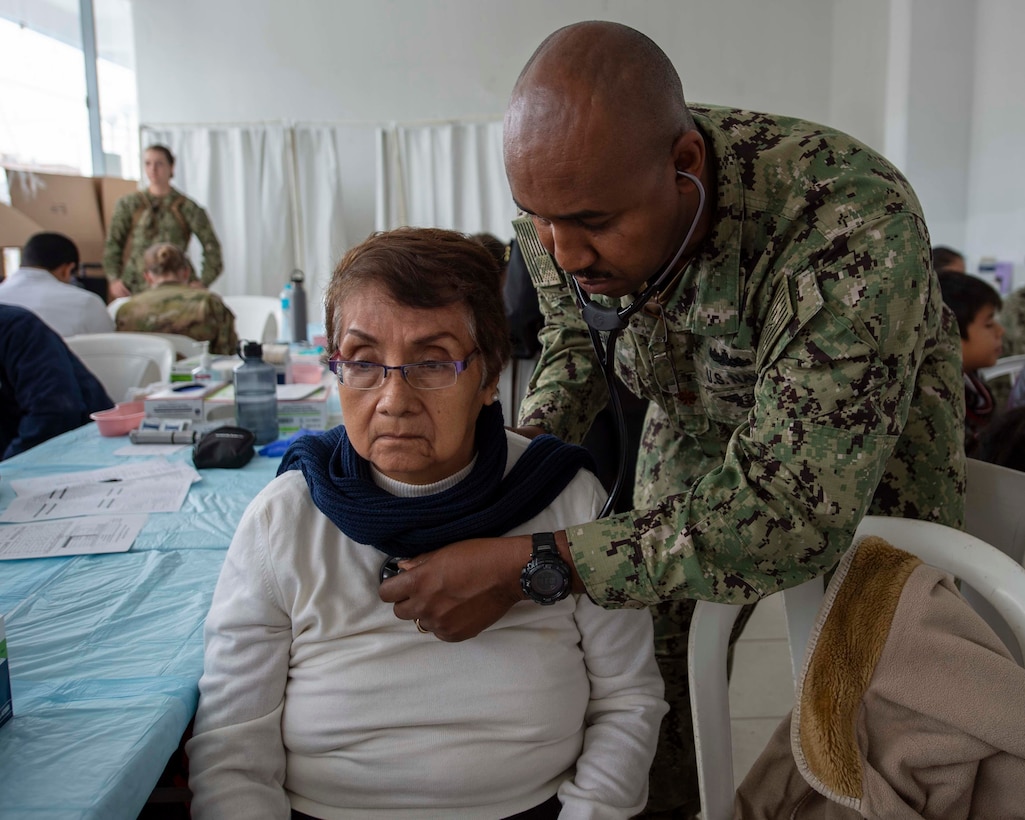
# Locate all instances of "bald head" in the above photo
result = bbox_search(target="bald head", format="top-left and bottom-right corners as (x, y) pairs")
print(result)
(505, 22), (692, 169)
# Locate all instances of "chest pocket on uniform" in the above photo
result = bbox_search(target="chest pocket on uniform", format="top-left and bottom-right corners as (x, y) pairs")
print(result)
(696, 339), (758, 427)
(620, 311), (711, 438)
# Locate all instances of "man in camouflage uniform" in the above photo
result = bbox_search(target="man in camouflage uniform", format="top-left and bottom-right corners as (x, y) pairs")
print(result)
(380, 22), (966, 818)
(103, 146), (222, 296)
(115, 260), (238, 356)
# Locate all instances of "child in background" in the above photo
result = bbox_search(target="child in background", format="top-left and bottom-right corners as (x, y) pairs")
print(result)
(938, 271), (1005, 456)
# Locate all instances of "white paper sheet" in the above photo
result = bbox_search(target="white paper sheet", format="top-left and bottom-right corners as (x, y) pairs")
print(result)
(9, 458), (200, 496)
(0, 515), (147, 559)
(1, 474), (193, 522)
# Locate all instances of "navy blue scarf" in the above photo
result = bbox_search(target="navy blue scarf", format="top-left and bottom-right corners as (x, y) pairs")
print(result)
(277, 403), (596, 557)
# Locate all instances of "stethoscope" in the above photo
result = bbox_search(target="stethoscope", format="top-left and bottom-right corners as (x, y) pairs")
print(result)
(570, 169), (706, 517)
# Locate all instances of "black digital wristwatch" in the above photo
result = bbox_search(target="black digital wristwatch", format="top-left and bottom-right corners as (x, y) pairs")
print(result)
(520, 532), (572, 605)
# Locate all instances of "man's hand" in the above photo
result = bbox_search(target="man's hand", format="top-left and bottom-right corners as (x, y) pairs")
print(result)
(378, 535), (532, 642)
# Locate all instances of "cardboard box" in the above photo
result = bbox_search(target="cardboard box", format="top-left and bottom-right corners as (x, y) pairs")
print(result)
(94, 176), (139, 234)
(144, 382), (229, 422)
(205, 381), (331, 436)
(0, 614), (12, 730)
(5, 170), (139, 265)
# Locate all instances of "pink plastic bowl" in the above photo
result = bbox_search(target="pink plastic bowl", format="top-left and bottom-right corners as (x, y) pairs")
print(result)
(90, 400), (146, 437)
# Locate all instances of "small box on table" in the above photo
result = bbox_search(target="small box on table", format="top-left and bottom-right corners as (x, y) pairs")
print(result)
(143, 382), (229, 422)
(204, 380), (331, 437)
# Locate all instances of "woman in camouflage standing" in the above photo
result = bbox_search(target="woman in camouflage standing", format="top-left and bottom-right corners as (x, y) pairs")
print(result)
(103, 144), (222, 298)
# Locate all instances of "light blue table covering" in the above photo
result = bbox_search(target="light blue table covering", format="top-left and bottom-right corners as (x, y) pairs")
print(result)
(0, 424), (284, 819)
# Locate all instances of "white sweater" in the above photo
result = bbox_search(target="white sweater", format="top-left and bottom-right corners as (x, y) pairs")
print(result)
(187, 432), (666, 820)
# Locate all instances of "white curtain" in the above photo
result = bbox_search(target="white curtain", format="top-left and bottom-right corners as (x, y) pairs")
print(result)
(140, 124), (296, 298)
(289, 125), (377, 323)
(375, 120), (517, 242)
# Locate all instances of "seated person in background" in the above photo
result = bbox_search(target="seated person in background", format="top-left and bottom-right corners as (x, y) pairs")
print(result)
(975, 405), (1025, 473)
(998, 283), (1025, 357)
(0, 305), (113, 460)
(186, 228), (666, 820)
(115, 242), (238, 355)
(933, 244), (966, 273)
(939, 271), (1005, 455)
(0, 232), (114, 336)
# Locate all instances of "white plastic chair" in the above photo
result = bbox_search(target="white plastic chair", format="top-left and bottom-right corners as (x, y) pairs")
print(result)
(689, 515), (1025, 820)
(144, 333), (207, 360)
(980, 353), (1025, 385)
(961, 457), (1025, 662)
(65, 332), (176, 403)
(222, 295), (281, 344)
(107, 296), (131, 321)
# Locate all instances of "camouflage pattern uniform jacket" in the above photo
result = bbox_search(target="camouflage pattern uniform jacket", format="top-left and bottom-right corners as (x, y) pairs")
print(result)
(115, 283), (239, 355)
(103, 187), (223, 294)
(518, 105), (966, 610)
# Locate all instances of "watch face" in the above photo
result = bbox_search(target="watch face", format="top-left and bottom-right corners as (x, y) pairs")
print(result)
(532, 567), (566, 596)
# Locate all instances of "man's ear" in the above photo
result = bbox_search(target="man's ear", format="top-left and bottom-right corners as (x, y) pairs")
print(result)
(672, 129), (706, 186)
(54, 262), (76, 284)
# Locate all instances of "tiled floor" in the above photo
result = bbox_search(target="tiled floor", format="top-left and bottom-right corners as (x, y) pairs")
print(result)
(728, 593), (794, 785)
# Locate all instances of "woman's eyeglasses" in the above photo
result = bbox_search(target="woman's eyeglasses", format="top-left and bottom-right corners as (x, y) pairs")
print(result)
(328, 350), (479, 390)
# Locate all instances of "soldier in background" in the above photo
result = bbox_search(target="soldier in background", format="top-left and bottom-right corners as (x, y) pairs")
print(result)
(103, 144), (222, 297)
(380, 21), (966, 818)
(115, 243), (238, 355)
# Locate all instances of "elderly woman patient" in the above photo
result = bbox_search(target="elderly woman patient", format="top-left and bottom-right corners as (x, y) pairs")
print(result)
(186, 228), (667, 820)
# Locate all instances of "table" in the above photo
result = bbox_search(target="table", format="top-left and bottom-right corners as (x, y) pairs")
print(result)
(0, 424), (283, 819)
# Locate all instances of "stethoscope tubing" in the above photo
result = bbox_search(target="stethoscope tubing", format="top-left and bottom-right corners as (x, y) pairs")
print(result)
(573, 171), (706, 518)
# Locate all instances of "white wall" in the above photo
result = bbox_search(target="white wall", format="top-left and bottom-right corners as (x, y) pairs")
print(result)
(133, 0), (1025, 288)
(135, 0), (839, 125)
(965, 0), (1025, 286)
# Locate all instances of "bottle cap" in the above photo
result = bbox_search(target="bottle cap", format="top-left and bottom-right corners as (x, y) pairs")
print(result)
(290, 269), (305, 284)
(240, 340), (263, 359)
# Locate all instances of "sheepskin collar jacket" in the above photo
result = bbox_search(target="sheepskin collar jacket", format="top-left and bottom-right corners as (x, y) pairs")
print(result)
(734, 536), (1025, 819)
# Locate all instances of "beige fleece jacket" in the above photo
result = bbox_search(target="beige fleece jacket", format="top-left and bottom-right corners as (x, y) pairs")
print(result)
(734, 536), (1025, 819)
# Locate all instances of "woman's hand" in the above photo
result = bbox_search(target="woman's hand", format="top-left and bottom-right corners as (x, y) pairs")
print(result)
(108, 279), (131, 299)
(378, 535), (532, 641)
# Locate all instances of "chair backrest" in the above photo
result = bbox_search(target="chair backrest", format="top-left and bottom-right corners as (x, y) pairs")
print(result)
(144, 333), (208, 360)
(222, 295), (281, 345)
(961, 457), (1025, 662)
(107, 296), (131, 321)
(65, 332), (176, 403)
(980, 353), (1025, 385)
(688, 515), (1025, 820)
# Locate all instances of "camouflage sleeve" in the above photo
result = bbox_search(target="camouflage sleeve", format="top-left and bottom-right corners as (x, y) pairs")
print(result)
(515, 267), (613, 444)
(102, 195), (134, 281)
(184, 201), (223, 287)
(567, 213), (951, 608)
(1000, 287), (1025, 357)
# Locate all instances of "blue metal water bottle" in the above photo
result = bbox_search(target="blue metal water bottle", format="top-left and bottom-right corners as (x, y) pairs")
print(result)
(234, 340), (278, 444)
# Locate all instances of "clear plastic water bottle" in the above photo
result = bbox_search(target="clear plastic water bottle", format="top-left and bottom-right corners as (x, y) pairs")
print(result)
(279, 282), (294, 343)
(290, 269), (308, 343)
(234, 340), (278, 444)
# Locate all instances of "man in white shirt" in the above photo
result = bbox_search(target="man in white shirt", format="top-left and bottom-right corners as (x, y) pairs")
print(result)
(0, 232), (114, 336)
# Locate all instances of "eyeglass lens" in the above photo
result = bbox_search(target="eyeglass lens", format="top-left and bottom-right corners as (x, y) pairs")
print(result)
(339, 361), (459, 390)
